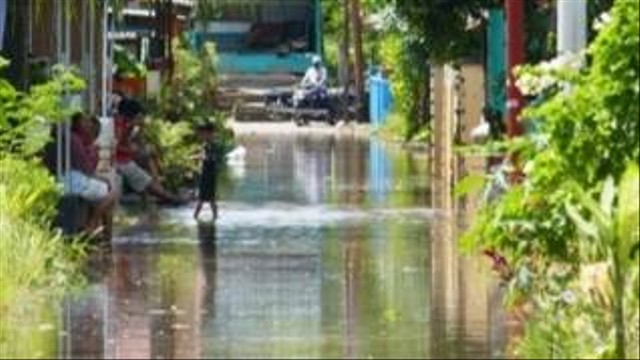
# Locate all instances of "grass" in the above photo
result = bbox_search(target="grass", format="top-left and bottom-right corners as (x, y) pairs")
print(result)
(0, 208), (86, 359)
(376, 112), (410, 142)
(0, 211), (84, 308)
(0, 157), (86, 359)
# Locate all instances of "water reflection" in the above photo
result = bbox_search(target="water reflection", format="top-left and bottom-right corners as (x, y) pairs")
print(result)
(1, 131), (507, 359)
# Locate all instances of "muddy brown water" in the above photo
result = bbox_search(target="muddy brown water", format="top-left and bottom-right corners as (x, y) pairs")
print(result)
(2, 131), (508, 359)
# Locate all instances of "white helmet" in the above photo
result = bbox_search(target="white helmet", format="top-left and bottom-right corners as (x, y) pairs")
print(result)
(311, 55), (322, 65)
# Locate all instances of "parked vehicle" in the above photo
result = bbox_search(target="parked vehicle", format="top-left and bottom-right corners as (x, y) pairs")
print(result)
(265, 87), (356, 126)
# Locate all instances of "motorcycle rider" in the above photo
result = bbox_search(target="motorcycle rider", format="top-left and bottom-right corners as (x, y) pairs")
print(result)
(294, 55), (328, 107)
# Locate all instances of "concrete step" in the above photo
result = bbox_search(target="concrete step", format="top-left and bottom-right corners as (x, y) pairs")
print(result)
(219, 73), (299, 88)
(234, 102), (269, 122)
(218, 86), (291, 111)
(233, 101), (293, 122)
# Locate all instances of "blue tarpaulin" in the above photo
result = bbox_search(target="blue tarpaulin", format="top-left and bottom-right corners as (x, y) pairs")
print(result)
(369, 71), (393, 127)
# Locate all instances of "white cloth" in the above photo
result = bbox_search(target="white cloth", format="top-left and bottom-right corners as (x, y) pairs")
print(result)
(65, 171), (110, 203)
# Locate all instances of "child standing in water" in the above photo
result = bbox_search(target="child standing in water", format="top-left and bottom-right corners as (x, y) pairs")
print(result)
(194, 122), (224, 221)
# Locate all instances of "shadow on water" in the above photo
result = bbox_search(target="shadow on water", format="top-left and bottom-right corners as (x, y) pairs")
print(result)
(1, 132), (508, 359)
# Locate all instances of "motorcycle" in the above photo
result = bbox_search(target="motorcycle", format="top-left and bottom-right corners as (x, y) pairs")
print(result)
(265, 85), (356, 126)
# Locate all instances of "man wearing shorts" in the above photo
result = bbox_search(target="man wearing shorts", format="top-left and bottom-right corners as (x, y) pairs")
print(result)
(115, 99), (185, 204)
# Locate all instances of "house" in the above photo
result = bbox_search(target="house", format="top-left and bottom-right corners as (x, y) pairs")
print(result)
(1, 0), (109, 114)
(108, 0), (195, 97)
(191, 0), (323, 75)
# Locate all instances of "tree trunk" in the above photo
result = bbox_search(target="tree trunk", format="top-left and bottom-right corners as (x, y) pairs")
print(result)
(2, 0), (30, 90)
(613, 258), (626, 359)
(350, 0), (365, 123)
(339, 0), (350, 90)
(167, 0), (174, 82)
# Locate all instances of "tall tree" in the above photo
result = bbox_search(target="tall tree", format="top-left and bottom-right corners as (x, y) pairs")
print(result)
(350, 0), (365, 122)
(339, 0), (350, 89)
(394, 0), (489, 64)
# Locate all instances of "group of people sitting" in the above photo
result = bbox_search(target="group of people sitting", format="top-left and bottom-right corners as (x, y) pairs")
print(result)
(44, 91), (188, 237)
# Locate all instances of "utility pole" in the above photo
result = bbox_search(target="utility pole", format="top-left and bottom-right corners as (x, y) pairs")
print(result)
(557, 0), (587, 54)
(505, 0), (525, 138)
(350, 0), (365, 123)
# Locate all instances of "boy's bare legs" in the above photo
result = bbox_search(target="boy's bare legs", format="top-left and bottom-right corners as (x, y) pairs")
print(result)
(194, 200), (203, 220)
(209, 201), (218, 220)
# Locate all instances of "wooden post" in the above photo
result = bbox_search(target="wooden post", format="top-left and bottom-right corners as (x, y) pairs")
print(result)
(350, 0), (365, 123)
(505, 0), (524, 138)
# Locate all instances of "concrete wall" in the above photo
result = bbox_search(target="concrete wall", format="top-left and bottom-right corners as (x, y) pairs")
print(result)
(430, 63), (486, 202)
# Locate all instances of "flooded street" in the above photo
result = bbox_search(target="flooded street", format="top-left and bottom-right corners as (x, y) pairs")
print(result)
(10, 129), (507, 359)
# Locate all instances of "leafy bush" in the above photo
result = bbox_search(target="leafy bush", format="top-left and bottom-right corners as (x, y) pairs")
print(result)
(143, 39), (235, 190)
(460, 1), (639, 358)
(378, 32), (430, 141)
(0, 157), (60, 223)
(143, 119), (200, 192)
(113, 44), (147, 78)
(0, 57), (86, 358)
(0, 59), (85, 157)
(153, 39), (219, 123)
(0, 201), (85, 359)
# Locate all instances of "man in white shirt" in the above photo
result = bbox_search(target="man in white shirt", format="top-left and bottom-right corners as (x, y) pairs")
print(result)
(301, 55), (327, 89)
(295, 55), (328, 107)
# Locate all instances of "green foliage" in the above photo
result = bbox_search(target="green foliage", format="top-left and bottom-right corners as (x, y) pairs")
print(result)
(0, 58), (85, 157)
(0, 157), (85, 359)
(514, 274), (639, 360)
(143, 119), (200, 192)
(153, 39), (219, 123)
(370, 2), (440, 140)
(454, 173), (487, 198)
(461, 1), (640, 358)
(463, 0), (639, 274)
(321, 0), (432, 139)
(145, 39), (235, 190)
(564, 164), (640, 359)
(376, 30), (430, 141)
(113, 44), (147, 78)
(0, 201), (85, 359)
(394, 0), (492, 64)
(0, 157), (60, 223)
(0, 58), (86, 358)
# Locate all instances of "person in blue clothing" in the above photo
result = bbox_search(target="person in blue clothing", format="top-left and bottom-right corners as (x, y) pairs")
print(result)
(193, 122), (226, 221)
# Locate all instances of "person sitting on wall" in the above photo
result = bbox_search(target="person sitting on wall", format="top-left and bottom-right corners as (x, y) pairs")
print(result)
(114, 99), (186, 205)
(68, 112), (118, 235)
(75, 114), (101, 173)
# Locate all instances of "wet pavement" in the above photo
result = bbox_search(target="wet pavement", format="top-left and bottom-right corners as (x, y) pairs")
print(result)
(4, 130), (507, 359)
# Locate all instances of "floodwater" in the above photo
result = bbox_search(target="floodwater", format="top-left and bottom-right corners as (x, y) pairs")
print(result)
(2, 130), (507, 359)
